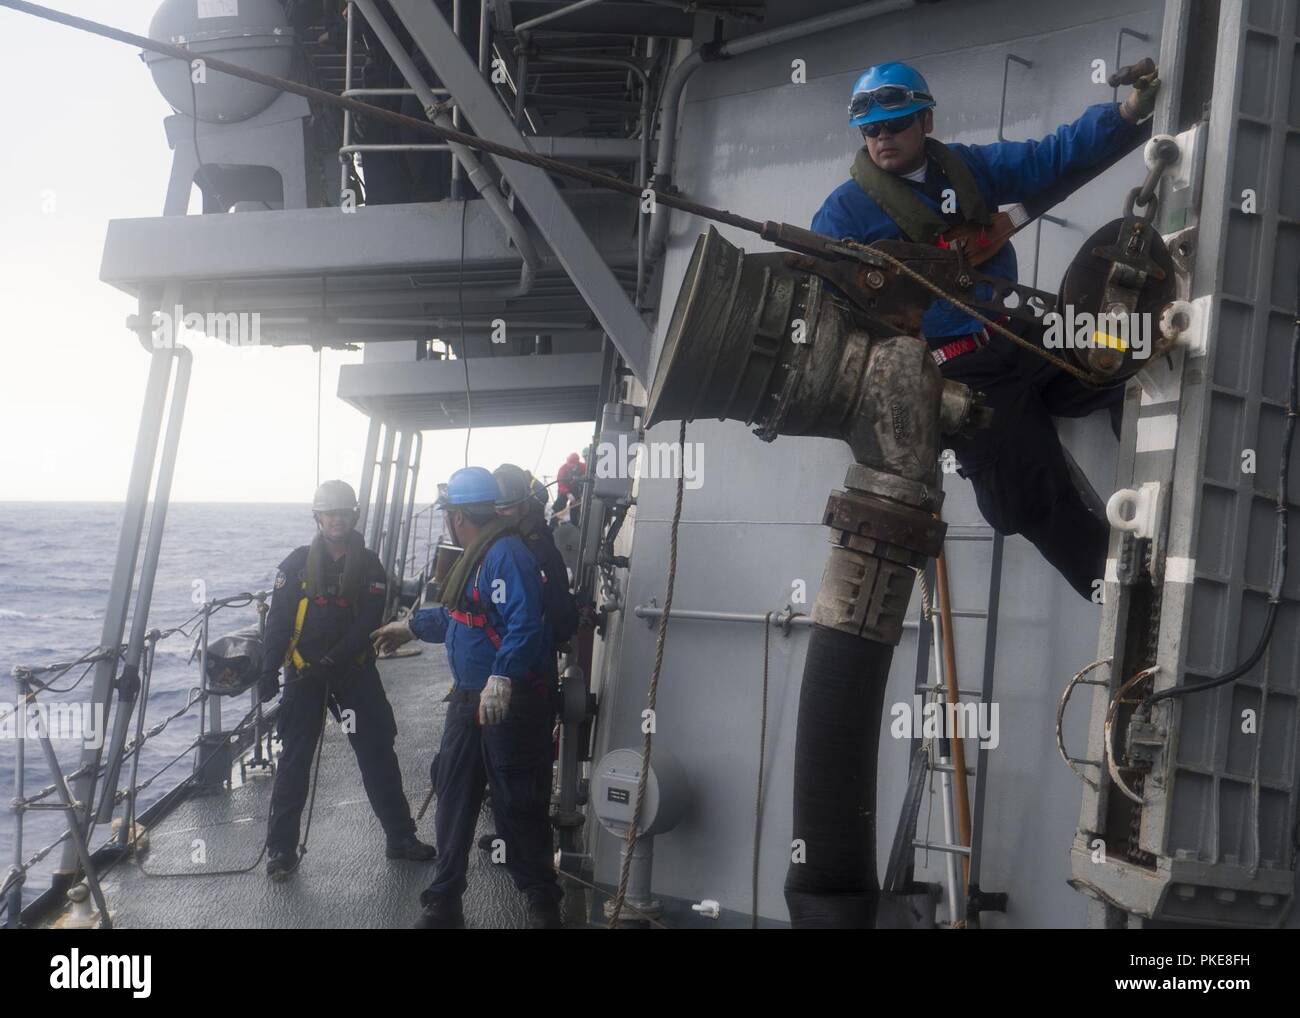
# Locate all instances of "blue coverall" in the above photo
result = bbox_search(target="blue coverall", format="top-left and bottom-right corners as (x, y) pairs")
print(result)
(409, 534), (562, 909)
(811, 102), (1141, 598)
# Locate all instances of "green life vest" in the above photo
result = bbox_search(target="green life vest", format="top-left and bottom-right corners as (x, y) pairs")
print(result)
(437, 515), (517, 613)
(850, 139), (991, 244)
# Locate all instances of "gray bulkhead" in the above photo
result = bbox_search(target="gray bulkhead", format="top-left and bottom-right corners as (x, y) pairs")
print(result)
(591, 0), (1199, 927)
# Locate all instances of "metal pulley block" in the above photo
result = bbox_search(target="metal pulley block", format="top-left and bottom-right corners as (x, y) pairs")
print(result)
(1056, 214), (1178, 381)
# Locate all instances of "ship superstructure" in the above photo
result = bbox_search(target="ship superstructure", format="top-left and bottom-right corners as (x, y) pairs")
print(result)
(3, 0), (1298, 930)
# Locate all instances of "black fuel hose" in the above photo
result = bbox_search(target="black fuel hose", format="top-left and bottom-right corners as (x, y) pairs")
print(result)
(785, 624), (894, 928)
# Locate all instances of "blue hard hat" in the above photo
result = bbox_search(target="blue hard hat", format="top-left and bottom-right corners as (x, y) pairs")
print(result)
(848, 62), (935, 127)
(437, 466), (500, 508)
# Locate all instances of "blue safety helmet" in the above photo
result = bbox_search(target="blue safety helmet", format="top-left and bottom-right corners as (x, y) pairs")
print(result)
(436, 466), (500, 508)
(848, 62), (935, 127)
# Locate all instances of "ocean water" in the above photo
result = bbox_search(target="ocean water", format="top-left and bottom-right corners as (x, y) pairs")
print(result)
(0, 501), (413, 906)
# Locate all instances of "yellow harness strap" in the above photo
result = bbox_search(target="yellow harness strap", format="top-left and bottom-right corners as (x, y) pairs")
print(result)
(283, 581), (368, 671)
(285, 590), (312, 670)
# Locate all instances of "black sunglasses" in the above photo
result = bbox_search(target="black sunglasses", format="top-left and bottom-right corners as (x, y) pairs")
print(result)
(861, 111), (920, 138)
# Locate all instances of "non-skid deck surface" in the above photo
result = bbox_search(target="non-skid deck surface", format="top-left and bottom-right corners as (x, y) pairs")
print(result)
(84, 651), (532, 929)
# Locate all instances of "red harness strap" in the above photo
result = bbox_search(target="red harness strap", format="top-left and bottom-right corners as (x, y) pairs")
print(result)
(449, 582), (503, 649)
(448, 563), (549, 650)
(448, 564), (552, 689)
(931, 335), (979, 366)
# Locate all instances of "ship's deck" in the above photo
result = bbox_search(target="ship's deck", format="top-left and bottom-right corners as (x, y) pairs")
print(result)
(67, 650), (542, 929)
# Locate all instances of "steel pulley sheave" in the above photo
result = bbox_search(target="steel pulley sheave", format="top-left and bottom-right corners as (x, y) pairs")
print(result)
(1055, 212), (1179, 383)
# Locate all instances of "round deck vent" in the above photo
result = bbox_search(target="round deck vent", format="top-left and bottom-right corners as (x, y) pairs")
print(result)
(144, 0), (295, 123)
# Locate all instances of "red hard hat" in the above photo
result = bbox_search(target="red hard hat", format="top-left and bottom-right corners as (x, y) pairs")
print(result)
(566, 452), (579, 464)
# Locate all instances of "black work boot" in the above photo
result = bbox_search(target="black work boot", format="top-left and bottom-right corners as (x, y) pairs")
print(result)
(386, 833), (438, 861)
(413, 896), (465, 929)
(527, 894), (563, 930)
(266, 848), (300, 882)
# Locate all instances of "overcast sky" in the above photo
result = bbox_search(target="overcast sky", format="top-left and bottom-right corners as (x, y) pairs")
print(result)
(0, 0), (592, 503)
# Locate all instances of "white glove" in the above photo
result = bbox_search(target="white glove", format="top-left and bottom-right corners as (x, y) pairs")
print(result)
(479, 675), (512, 726)
(370, 617), (415, 657)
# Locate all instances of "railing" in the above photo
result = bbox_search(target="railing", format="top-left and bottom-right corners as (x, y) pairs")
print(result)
(339, 0), (494, 205)
(404, 502), (444, 606)
(2, 589), (275, 927)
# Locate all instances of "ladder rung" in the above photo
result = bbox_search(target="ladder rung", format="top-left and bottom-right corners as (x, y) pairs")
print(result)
(927, 761), (976, 776)
(912, 839), (971, 857)
(913, 683), (986, 699)
(943, 528), (997, 541)
(1067, 757), (1103, 767)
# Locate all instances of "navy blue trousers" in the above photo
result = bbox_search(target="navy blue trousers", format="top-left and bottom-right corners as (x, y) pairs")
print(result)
(266, 665), (416, 854)
(941, 327), (1123, 601)
(422, 681), (561, 907)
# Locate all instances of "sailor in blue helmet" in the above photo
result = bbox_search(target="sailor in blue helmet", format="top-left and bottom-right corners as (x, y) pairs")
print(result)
(257, 479), (435, 881)
(371, 466), (563, 929)
(812, 61), (1159, 600)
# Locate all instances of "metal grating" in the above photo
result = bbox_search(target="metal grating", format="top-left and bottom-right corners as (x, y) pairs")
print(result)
(1075, 0), (1300, 928)
(1165, 0), (1300, 904)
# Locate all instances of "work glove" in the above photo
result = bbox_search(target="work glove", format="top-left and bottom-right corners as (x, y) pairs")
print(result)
(257, 671), (280, 704)
(371, 617), (415, 657)
(1119, 59), (1160, 123)
(478, 675), (512, 726)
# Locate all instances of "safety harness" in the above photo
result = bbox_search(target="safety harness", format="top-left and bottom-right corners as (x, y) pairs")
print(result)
(283, 580), (372, 671)
(443, 529), (556, 696)
(850, 138), (992, 245)
(853, 139), (1006, 366)
(450, 563), (503, 649)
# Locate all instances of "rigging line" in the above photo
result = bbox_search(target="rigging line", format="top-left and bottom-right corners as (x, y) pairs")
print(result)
(104, 691), (291, 881)
(753, 610), (772, 930)
(2, 2), (1110, 386)
(316, 348), (323, 489)
(608, 417), (686, 928)
(459, 197), (472, 467)
(532, 423), (552, 476)
(0, 2), (760, 232)
(295, 679), (333, 863)
(554, 868), (672, 930)
(841, 238), (1111, 388)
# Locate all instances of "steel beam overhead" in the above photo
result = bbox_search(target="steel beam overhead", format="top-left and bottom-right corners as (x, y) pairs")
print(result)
(386, 0), (651, 383)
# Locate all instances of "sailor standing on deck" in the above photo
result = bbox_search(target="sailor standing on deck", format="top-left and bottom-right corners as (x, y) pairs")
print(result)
(371, 467), (563, 929)
(811, 61), (1159, 600)
(494, 463), (579, 650)
(258, 480), (436, 881)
